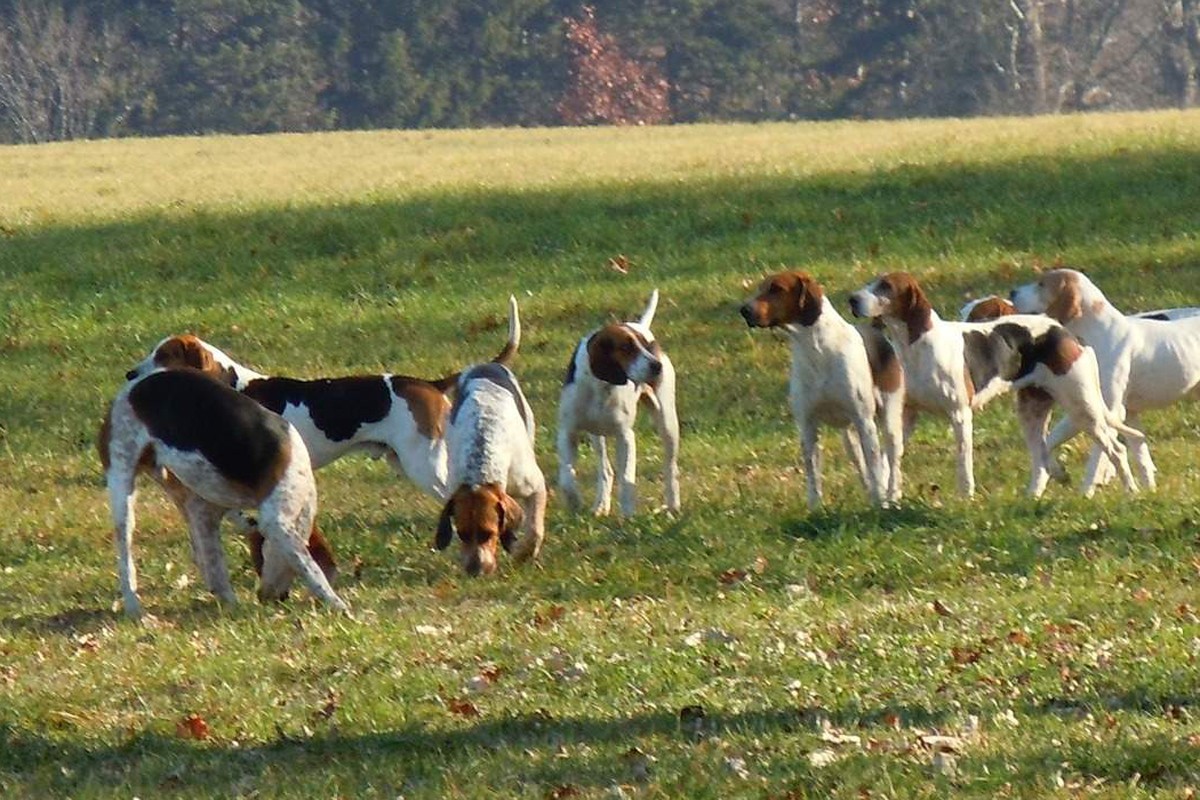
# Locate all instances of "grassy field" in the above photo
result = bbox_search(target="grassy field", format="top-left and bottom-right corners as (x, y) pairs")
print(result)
(2, 110), (1200, 798)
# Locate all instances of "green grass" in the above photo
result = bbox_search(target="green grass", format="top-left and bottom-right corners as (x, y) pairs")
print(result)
(2, 111), (1200, 797)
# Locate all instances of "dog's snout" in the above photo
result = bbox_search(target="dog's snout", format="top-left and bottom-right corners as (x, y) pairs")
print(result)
(739, 304), (753, 322)
(463, 554), (483, 577)
(125, 369), (140, 381)
(649, 360), (663, 377)
(848, 295), (863, 315)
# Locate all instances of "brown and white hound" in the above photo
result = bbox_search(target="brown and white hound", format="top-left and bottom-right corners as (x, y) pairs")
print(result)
(740, 270), (904, 507)
(100, 368), (348, 619)
(557, 290), (680, 517)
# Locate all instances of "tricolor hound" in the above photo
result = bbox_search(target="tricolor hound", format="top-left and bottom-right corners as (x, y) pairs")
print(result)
(849, 272), (1063, 497)
(436, 298), (546, 576)
(1011, 268), (1200, 493)
(740, 270), (904, 507)
(125, 302), (520, 576)
(962, 295), (1200, 324)
(557, 290), (680, 517)
(100, 368), (347, 619)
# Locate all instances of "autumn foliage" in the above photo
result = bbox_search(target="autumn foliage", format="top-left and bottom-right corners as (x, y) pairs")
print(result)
(557, 6), (670, 126)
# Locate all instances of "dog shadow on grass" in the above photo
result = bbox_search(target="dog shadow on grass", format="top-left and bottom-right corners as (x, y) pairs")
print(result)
(5, 687), (1197, 794)
(774, 500), (944, 542)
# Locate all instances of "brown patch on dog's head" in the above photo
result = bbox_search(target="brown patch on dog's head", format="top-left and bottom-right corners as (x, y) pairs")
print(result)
(152, 335), (217, 374)
(876, 272), (934, 344)
(740, 271), (826, 328)
(435, 484), (523, 576)
(587, 325), (661, 386)
(392, 377), (452, 439)
(1040, 270), (1083, 323)
(965, 296), (1016, 322)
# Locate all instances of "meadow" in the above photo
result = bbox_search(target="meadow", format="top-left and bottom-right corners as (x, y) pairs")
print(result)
(2, 110), (1200, 798)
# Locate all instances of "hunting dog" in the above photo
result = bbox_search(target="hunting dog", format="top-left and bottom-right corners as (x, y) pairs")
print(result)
(100, 368), (347, 619)
(849, 272), (1064, 497)
(740, 270), (904, 507)
(1011, 268), (1200, 493)
(557, 290), (680, 517)
(436, 298), (546, 575)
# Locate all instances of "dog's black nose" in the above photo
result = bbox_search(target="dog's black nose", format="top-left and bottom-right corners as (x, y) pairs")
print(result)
(463, 555), (482, 577)
(739, 304), (753, 322)
(1008, 289), (1018, 302)
(125, 369), (139, 381)
(648, 360), (663, 377)
(849, 296), (862, 316)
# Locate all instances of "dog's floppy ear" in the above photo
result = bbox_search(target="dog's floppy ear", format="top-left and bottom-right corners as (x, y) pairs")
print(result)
(587, 331), (629, 385)
(435, 499), (455, 550)
(497, 494), (524, 553)
(988, 326), (1027, 382)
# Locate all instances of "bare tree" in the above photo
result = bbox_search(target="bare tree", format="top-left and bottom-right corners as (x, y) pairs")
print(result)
(0, 2), (135, 143)
(1162, 0), (1200, 106)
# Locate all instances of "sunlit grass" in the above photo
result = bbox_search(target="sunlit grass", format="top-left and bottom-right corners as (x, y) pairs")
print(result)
(2, 110), (1200, 797)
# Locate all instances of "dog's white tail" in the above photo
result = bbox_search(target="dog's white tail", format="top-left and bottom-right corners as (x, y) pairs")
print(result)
(493, 295), (521, 366)
(639, 289), (660, 328)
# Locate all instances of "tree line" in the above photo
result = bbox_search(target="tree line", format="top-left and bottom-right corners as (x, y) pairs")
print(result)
(1, 0), (1198, 143)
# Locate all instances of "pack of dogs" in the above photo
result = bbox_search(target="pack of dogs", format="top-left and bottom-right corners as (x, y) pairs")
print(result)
(100, 268), (1200, 618)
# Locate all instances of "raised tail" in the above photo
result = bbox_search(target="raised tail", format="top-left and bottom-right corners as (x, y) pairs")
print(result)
(639, 289), (660, 328)
(493, 294), (521, 366)
(1109, 417), (1147, 445)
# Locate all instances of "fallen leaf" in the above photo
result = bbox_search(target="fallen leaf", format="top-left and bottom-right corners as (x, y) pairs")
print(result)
(447, 698), (480, 718)
(533, 605), (567, 629)
(176, 714), (210, 740)
(718, 568), (749, 585)
(608, 255), (630, 274)
(931, 599), (954, 617)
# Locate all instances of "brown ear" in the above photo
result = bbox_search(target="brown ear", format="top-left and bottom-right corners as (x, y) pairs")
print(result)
(435, 499), (455, 550)
(181, 337), (216, 373)
(306, 525), (338, 583)
(498, 494), (524, 553)
(587, 331), (628, 385)
(795, 275), (825, 327)
(1044, 273), (1082, 323)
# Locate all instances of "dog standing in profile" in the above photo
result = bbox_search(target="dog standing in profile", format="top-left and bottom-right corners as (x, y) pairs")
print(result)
(849, 272), (1063, 497)
(740, 270), (903, 507)
(435, 297), (547, 575)
(101, 368), (348, 619)
(557, 290), (680, 517)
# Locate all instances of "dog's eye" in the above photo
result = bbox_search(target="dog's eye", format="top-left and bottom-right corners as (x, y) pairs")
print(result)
(877, 280), (891, 293)
(621, 341), (635, 353)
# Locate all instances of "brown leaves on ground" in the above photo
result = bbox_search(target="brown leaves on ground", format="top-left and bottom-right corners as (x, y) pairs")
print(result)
(176, 713), (210, 740)
(447, 697), (481, 718)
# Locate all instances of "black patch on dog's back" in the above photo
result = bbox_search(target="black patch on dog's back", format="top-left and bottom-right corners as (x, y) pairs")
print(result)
(129, 369), (289, 488)
(563, 344), (580, 386)
(992, 323), (1077, 380)
(243, 376), (392, 442)
(451, 363), (529, 428)
(1140, 312), (1170, 321)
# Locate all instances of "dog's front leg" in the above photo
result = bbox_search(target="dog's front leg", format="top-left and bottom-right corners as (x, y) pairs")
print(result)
(556, 426), (584, 512)
(798, 419), (822, 509)
(592, 434), (614, 516)
(614, 429), (638, 517)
